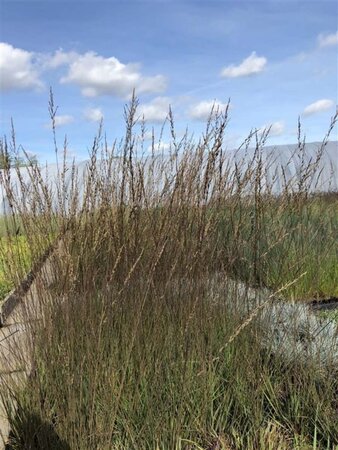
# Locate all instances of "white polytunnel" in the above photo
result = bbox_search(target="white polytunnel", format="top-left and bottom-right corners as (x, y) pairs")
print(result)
(0, 140), (337, 214)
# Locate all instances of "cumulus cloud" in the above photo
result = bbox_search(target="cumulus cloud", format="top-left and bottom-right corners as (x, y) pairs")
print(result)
(189, 99), (229, 121)
(44, 49), (79, 69)
(317, 31), (338, 48)
(0, 42), (43, 92)
(147, 141), (171, 153)
(259, 121), (285, 137)
(84, 107), (104, 122)
(138, 97), (171, 122)
(221, 51), (267, 78)
(0, 45), (167, 98)
(47, 115), (74, 128)
(59, 51), (167, 98)
(302, 99), (334, 116)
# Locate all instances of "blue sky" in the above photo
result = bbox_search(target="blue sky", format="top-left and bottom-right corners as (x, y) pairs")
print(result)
(0, 0), (337, 162)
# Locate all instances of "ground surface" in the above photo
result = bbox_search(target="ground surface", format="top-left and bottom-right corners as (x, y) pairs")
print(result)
(0, 251), (56, 449)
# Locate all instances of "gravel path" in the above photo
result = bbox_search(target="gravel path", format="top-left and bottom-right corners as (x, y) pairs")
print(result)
(0, 251), (57, 449)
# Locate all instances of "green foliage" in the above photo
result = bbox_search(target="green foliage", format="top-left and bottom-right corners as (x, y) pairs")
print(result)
(216, 195), (338, 300)
(0, 146), (38, 169)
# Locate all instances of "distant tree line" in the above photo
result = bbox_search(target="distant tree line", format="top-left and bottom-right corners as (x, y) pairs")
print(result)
(0, 152), (38, 169)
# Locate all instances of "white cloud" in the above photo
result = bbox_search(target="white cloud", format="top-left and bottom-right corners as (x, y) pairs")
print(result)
(259, 121), (285, 137)
(147, 141), (171, 153)
(48, 115), (74, 128)
(317, 31), (338, 48)
(0, 42), (43, 92)
(138, 97), (171, 122)
(189, 99), (229, 121)
(0, 45), (167, 98)
(302, 99), (334, 116)
(221, 51), (267, 78)
(60, 51), (167, 98)
(84, 107), (104, 122)
(44, 49), (79, 69)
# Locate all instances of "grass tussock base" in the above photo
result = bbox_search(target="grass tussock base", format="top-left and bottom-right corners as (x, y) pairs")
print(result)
(5, 280), (338, 449)
(6, 280), (338, 449)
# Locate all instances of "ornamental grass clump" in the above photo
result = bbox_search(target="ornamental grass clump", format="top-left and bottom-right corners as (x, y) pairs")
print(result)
(1, 93), (337, 449)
